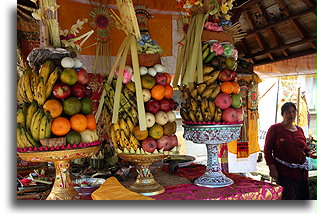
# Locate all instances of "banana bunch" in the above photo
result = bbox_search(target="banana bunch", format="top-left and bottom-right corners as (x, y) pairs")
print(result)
(103, 83), (139, 125)
(178, 68), (222, 123)
(17, 60), (58, 106)
(109, 119), (140, 152)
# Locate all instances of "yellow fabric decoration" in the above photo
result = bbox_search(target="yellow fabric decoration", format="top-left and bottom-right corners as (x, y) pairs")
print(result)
(91, 177), (155, 200)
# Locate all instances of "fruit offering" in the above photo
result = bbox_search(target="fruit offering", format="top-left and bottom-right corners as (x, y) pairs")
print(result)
(179, 41), (243, 124)
(104, 63), (180, 155)
(16, 54), (99, 152)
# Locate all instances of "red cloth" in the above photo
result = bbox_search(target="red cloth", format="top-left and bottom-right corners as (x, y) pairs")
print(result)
(264, 123), (310, 180)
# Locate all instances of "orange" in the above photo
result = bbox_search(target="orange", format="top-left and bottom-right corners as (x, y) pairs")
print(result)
(231, 82), (240, 94)
(220, 81), (234, 94)
(52, 117), (71, 136)
(43, 99), (63, 118)
(132, 126), (148, 141)
(164, 84), (173, 99)
(151, 84), (165, 100)
(86, 114), (97, 130)
(165, 73), (172, 84)
(70, 114), (87, 132)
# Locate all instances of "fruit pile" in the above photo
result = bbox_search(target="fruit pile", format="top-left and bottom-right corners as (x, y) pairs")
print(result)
(104, 63), (180, 155)
(16, 56), (99, 152)
(179, 41), (244, 124)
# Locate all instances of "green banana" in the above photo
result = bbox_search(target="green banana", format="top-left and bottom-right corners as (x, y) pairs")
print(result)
(20, 127), (33, 148)
(26, 101), (38, 132)
(25, 129), (41, 147)
(202, 43), (209, 52)
(39, 112), (49, 140)
(30, 109), (44, 141)
(45, 117), (52, 139)
(202, 46), (210, 61)
(203, 52), (216, 64)
(16, 108), (25, 127)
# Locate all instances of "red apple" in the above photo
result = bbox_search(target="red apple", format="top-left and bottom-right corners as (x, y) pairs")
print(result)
(218, 69), (233, 82)
(76, 68), (89, 85)
(236, 107), (244, 122)
(84, 85), (93, 98)
(145, 100), (160, 114)
(142, 137), (158, 153)
(157, 135), (172, 151)
(159, 98), (170, 112)
(168, 98), (178, 110)
(215, 93), (232, 109)
(53, 83), (71, 99)
(229, 70), (237, 82)
(154, 73), (168, 86)
(71, 82), (85, 98)
(222, 107), (238, 122)
(169, 134), (178, 149)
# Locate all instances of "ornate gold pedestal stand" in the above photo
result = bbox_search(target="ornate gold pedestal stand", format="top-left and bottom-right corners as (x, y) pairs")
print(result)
(18, 145), (100, 200)
(118, 154), (169, 196)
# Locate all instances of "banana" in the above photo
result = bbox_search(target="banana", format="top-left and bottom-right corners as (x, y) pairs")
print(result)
(39, 60), (54, 85)
(180, 108), (190, 121)
(208, 100), (216, 120)
(30, 109), (44, 141)
(32, 70), (40, 101)
(190, 89), (198, 99)
(44, 116), (52, 139)
(202, 45), (210, 60)
(17, 80), (24, 104)
(16, 125), (24, 148)
(119, 118), (130, 138)
(109, 125), (118, 148)
(203, 66), (214, 75)
(18, 75), (28, 103)
(214, 107), (222, 123)
(36, 77), (45, 106)
(197, 83), (207, 95)
(127, 106), (139, 125)
(119, 130), (128, 149)
(45, 67), (59, 99)
(25, 130), (41, 147)
(186, 82), (196, 93)
(16, 108), (25, 127)
(210, 85), (221, 99)
(182, 91), (190, 100)
(203, 75), (213, 83)
(206, 70), (220, 85)
(126, 116), (135, 133)
(122, 87), (137, 109)
(24, 68), (34, 103)
(188, 110), (196, 122)
(203, 52), (216, 64)
(196, 107), (204, 122)
(203, 111), (213, 122)
(202, 43), (209, 52)
(189, 99), (197, 112)
(202, 87), (213, 98)
(39, 112), (49, 140)
(26, 101), (38, 132)
(20, 127), (33, 148)
(129, 134), (140, 151)
(200, 98), (208, 113)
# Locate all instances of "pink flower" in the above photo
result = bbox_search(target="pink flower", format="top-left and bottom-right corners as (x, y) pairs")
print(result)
(115, 66), (133, 84)
(204, 22), (223, 32)
(210, 42), (224, 55)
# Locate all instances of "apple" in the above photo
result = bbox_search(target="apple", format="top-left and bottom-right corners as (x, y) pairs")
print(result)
(139, 66), (148, 75)
(218, 69), (233, 82)
(84, 85), (93, 98)
(155, 111), (169, 126)
(166, 111), (176, 122)
(155, 73), (168, 86)
(236, 107), (244, 122)
(231, 94), (242, 109)
(71, 82), (85, 98)
(145, 100), (160, 114)
(215, 93), (232, 109)
(73, 58), (83, 68)
(169, 134), (178, 149)
(159, 98), (170, 112)
(168, 98), (178, 110)
(147, 67), (157, 77)
(76, 68), (90, 85)
(53, 83), (71, 99)
(222, 107), (238, 122)
(142, 89), (151, 102)
(61, 57), (74, 68)
(229, 70), (237, 82)
(142, 137), (158, 153)
(145, 112), (156, 128)
(154, 64), (165, 73)
(157, 135), (172, 151)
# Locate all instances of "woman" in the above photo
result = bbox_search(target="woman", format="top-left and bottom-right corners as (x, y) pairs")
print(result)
(264, 102), (316, 200)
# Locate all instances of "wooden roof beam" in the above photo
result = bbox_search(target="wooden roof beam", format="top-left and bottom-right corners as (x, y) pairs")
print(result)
(249, 36), (316, 58)
(245, 8), (315, 37)
(239, 38), (256, 63)
(236, 0), (264, 10)
(302, 0), (316, 13)
(255, 32), (274, 60)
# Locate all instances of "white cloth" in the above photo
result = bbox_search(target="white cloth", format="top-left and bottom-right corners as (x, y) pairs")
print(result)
(228, 152), (258, 173)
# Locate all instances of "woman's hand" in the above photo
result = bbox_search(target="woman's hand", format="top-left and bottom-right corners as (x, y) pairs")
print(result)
(268, 165), (278, 181)
(308, 151), (317, 159)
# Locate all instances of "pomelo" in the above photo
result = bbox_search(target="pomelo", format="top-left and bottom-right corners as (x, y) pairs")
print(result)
(66, 130), (82, 145)
(80, 97), (93, 115)
(60, 68), (78, 85)
(63, 97), (81, 116)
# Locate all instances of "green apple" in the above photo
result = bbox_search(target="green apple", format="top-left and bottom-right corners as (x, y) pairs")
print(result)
(231, 94), (242, 109)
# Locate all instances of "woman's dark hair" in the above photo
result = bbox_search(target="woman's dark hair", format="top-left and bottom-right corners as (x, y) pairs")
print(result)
(281, 102), (297, 115)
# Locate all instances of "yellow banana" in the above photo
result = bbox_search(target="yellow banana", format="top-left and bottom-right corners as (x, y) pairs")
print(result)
(32, 70), (40, 102)
(208, 100), (216, 120)
(188, 110), (196, 122)
(39, 60), (54, 85)
(18, 76), (28, 103)
(211, 85), (221, 99)
(182, 91), (190, 100)
(190, 89), (198, 99)
(200, 99), (208, 113)
(39, 112), (49, 140)
(214, 107), (222, 123)
(119, 118), (130, 138)
(203, 111), (213, 122)
(45, 67), (59, 99)
(189, 99), (197, 113)
(126, 117), (134, 133)
(30, 109), (44, 141)
(203, 66), (214, 75)
(129, 134), (140, 151)
(109, 125), (118, 148)
(26, 101), (38, 132)
(25, 130), (41, 147)
(16, 80), (24, 104)
(24, 69), (34, 103)
(202, 87), (213, 98)
(16, 125), (24, 148)
(36, 77), (45, 106)
(180, 108), (190, 121)
(20, 127), (33, 148)
(206, 70), (220, 85)
(16, 108), (25, 127)
(45, 117), (52, 139)
(197, 83), (207, 95)
(196, 107), (204, 122)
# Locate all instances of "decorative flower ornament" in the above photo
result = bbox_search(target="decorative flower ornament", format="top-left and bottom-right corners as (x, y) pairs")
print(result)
(210, 42), (224, 55)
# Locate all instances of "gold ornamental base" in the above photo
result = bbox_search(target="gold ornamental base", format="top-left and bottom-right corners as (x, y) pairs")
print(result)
(18, 145), (101, 200)
(118, 154), (169, 196)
